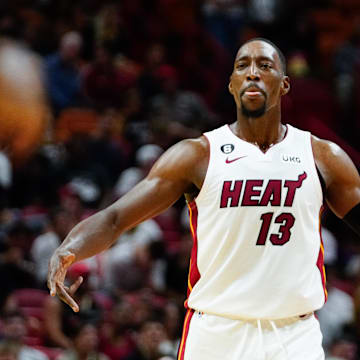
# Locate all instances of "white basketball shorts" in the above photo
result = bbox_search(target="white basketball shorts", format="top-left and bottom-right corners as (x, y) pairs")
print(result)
(177, 310), (324, 360)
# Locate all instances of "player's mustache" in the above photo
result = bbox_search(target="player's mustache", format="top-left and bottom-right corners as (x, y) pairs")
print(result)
(240, 84), (267, 98)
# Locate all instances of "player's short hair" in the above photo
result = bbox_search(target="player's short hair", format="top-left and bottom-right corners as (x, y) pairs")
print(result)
(241, 37), (287, 74)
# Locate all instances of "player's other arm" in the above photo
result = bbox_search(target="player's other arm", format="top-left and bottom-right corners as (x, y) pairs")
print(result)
(48, 137), (208, 311)
(312, 136), (360, 228)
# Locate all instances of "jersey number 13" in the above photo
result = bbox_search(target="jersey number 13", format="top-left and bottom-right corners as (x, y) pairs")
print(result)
(256, 212), (295, 246)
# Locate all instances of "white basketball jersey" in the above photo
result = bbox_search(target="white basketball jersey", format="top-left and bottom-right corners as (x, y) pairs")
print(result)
(186, 124), (326, 320)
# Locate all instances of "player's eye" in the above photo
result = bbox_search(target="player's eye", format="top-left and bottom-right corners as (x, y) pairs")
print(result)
(236, 63), (246, 70)
(260, 63), (272, 70)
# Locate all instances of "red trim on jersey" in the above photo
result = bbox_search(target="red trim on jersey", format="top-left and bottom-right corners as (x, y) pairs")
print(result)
(186, 201), (201, 300)
(177, 309), (194, 360)
(316, 206), (328, 302)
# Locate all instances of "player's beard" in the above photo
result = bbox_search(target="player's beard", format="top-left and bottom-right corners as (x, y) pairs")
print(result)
(240, 99), (267, 118)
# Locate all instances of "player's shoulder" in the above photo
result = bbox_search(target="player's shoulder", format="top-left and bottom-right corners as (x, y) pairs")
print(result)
(311, 135), (358, 187)
(150, 136), (209, 178)
(165, 135), (209, 159)
(311, 135), (345, 164)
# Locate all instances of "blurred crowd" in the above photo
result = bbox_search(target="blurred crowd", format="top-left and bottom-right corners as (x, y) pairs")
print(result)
(0, 0), (360, 359)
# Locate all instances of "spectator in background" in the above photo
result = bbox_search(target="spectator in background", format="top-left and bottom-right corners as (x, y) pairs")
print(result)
(60, 134), (110, 207)
(94, 3), (128, 54)
(103, 218), (164, 293)
(114, 144), (163, 198)
(0, 223), (36, 312)
(99, 298), (136, 360)
(123, 321), (170, 360)
(283, 52), (360, 167)
(325, 328), (358, 360)
(31, 208), (76, 287)
(43, 263), (102, 349)
(202, 0), (245, 53)
(56, 322), (109, 360)
(160, 302), (181, 358)
(83, 44), (135, 109)
(316, 215), (355, 353)
(333, 25), (360, 146)
(137, 43), (168, 108)
(10, 152), (58, 209)
(0, 311), (48, 360)
(45, 31), (83, 114)
(164, 233), (192, 305)
(150, 65), (216, 147)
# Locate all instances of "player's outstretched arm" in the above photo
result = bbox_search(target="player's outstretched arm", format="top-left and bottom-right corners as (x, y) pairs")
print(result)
(312, 136), (360, 220)
(47, 137), (208, 312)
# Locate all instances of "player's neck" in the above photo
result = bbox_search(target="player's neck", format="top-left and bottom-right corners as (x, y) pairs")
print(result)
(232, 106), (284, 152)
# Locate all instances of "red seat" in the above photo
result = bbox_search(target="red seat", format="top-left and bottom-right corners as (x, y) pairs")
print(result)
(13, 288), (49, 309)
(13, 289), (49, 346)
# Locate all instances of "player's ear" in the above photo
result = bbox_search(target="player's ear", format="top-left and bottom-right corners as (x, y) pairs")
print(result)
(280, 76), (290, 96)
(228, 81), (233, 95)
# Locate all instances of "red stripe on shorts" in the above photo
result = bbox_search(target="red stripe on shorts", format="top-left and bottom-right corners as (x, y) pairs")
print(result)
(177, 309), (195, 360)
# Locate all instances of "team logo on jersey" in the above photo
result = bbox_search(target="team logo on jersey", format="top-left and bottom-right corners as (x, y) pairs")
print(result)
(281, 154), (301, 163)
(221, 144), (234, 154)
(220, 172), (307, 208)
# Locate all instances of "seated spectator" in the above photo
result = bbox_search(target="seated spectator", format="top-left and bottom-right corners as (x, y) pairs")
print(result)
(326, 327), (358, 360)
(0, 223), (36, 311)
(0, 310), (48, 360)
(99, 298), (136, 360)
(31, 207), (76, 286)
(137, 43), (168, 107)
(164, 233), (192, 305)
(103, 219), (164, 293)
(56, 322), (109, 360)
(317, 264), (354, 352)
(161, 302), (181, 358)
(83, 44), (136, 109)
(123, 321), (170, 360)
(104, 219), (162, 292)
(43, 264), (103, 349)
(150, 65), (216, 147)
(45, 31), (83, 114)
(114, 144), (163, 198)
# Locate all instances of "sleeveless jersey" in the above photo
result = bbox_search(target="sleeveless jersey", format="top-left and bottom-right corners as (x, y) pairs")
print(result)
(186, 124), (326, 320)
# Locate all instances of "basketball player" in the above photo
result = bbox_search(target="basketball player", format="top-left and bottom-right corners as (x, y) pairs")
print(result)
(48, 39), (360, 359)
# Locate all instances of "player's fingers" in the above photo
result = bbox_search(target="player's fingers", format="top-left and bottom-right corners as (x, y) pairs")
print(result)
(47, 251), (75, 297)
(56, 282), (79, 313)
(47, 274), (56, 297)
(47, 265), (60, 297)
(69, 276), (83, 295)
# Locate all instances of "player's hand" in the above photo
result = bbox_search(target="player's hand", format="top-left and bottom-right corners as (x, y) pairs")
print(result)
(47, 250), (83, 312)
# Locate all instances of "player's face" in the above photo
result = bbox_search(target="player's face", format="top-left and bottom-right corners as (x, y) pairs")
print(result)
(229, 41), (289, 117)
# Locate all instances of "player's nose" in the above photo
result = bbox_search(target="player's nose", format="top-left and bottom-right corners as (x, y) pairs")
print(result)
(246, 63), (260, 81)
